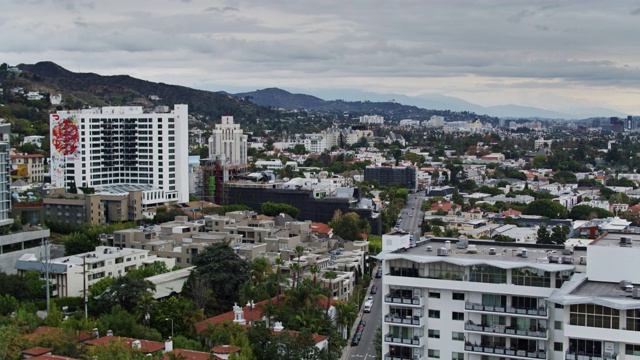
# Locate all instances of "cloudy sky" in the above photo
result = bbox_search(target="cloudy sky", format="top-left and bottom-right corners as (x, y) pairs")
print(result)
(3, 0), (640, 114)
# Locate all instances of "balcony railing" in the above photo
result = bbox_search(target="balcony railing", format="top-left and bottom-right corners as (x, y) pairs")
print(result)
(385, 294), (423, 306)
(464, 322), (548, 338)
(565, 351), (618, 360)
(465, 301), (547, 317)
(385, 314), (422, 326)
(384, 353), (423, 360)
(384, 334), (423, 347)
(464, 345), (546, 359)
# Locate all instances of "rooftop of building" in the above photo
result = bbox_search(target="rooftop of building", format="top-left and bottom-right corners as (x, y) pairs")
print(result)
(589, 231), (640, 247)
(382, 237), (584, 272)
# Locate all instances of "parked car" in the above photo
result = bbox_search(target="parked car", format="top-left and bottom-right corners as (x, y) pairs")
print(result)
(371, 285), (378, 294)
(351, 336), (360, 346)
(359, 319), (366, 327)
(375, 268), (382, 278)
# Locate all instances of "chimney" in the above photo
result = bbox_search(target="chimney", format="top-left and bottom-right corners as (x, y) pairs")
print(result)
(106, 330), (113, 337)
(232, 303), (246, 325)
(273, 321), (284, 332)
(132, 340), (141, 349)
(164, 337), (173, 353)
(92, 328), (99, 338)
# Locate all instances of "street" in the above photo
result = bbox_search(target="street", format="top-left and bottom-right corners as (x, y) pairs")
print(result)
(343, 193), (423, 359)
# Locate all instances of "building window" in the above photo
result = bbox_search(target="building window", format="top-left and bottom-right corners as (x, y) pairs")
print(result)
(427, 349), (439, 358)
(569, 304), (620, 329)
(470, 264), (506, 284)
(626, 344), (640, 356)
(428, 329), (439, 338)
(451, 332), (464, 341)
(554, 342), (563, 352)
(428, 310), (440, 319)
(512, 267), (551, 287)
(452, 292), (465, 300)
(429, 290), (440, 298)
(554, 321), (562, 330)
(627, 309), (640, 331)
(452, 312), (464, 321)
(427, 261), (464, 280)
(452, 352), (464, 360)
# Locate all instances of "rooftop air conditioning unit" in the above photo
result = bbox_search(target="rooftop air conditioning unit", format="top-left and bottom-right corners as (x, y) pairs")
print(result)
(561, 256), (574, 264)
(620, 237), (632, 247)
(488, 248), (497, 255)
(548, 255), (559, 263)
(620, 280), (632, 289)
(436, 247), (448, 256)
(633, 287), (640, 299)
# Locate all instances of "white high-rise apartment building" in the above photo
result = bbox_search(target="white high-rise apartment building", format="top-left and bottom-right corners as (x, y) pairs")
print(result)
(377, 233), (640, 360)
(360, 115), (385, 124)
(49, 105), (189, 204)
(208, 116), (248, 166)
(0, 124), (11, 225)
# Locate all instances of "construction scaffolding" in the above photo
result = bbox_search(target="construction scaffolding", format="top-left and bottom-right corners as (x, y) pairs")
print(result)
(199, 157), (249, 205)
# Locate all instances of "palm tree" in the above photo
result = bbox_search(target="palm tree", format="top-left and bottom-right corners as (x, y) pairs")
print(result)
(295, 245), (304, 267)
(290, 263), (301, 291)
(275, 258), (284, 304)
(309, 265), (318, 288)
(323, 270), (338, 315)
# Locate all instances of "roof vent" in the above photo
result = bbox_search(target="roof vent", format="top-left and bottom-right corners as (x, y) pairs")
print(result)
(620, 280), (632, 290)
(426, 246), (433, 252)
(620, 237), (632, 247)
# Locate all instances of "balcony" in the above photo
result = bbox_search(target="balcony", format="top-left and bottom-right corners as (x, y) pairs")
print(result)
(385, 314), (423, 327)
(385, 294), (423, 307)
(464, 345), (547, 359)
(565, 352), (618, 360)
(384, 334), (423, 347)
(465, 301), (547, 317)
(384, 354), (423, 360)
(464, 321), (548, 338)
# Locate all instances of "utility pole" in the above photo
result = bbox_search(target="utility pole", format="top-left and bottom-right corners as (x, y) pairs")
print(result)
(42, 238), (50, 313)
(83, 255), (88, 319)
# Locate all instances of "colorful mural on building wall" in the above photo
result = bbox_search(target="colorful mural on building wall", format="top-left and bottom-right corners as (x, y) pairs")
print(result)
(50, 114), (80, 186)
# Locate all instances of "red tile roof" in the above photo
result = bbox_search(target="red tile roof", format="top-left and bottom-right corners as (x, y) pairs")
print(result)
(311, 222), (332, 234)
(163, 349), (221, 360)
(430, 201), (453, 212)
(212, 345), (240, 354)
(10, 153), (45, 159)
(30, 355), (79, 360)
(271, 329), (328, 344)
(85, 336), (165, 353)
(501, 209), (522, 217)
(21, 347), (53, 356)
(28, 326), (92, 342)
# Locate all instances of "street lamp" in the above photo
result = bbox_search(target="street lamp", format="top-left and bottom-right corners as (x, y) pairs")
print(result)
(165, 318), (174, 338)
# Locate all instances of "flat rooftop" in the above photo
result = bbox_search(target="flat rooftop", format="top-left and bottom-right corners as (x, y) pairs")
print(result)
(394, 237), (585, 270)
(590, 232), (640, 247)
(571, 280), (637, 298)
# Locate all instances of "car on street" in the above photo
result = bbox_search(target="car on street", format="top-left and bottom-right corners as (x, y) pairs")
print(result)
(351, 335), (360, 346)
(371, 285), (378, 294)
(376, 268), (382, 278)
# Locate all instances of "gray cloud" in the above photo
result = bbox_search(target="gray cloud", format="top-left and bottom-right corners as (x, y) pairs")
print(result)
(2, 0), (639, 113)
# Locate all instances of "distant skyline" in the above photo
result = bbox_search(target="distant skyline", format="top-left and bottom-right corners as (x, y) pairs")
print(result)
(3, 0), (640, 115)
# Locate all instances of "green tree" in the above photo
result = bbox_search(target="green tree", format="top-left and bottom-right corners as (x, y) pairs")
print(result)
(94, 276), (155, 313)
(192, 243), (250, 315)
(329, 210), (363, 240)
(261, 202), (300, 218)
(550, 225), (569, 245)
(569, 205), (614, 220)
(524, 199), (568, 219)
(536, 224), (551, 244)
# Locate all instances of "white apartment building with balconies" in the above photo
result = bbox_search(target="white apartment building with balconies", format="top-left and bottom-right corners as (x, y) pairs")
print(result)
(376, 233), (640, 360)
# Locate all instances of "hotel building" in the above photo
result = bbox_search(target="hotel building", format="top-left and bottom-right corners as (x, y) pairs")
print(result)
(49, 105), (189, 206)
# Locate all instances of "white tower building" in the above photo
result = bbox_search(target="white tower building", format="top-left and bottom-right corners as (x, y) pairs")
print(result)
(49, 105), (189, 204)
(208, 116), (248, 166)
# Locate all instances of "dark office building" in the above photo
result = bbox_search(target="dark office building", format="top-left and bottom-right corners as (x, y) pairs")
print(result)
(364, 165), (417, 190)
(224, 182), (382, 235)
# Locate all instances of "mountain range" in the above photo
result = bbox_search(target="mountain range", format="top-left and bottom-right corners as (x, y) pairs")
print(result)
(8, 62), (625, 120)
